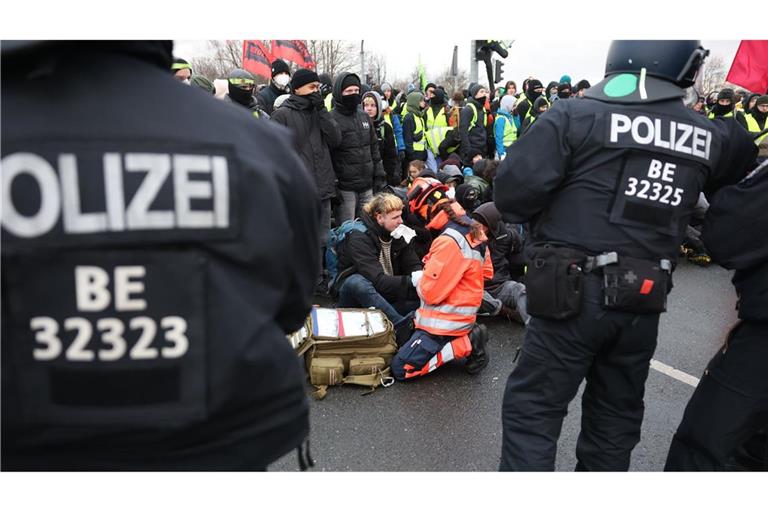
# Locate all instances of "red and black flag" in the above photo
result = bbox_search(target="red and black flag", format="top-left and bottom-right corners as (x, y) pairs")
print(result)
(242, 40), (274, 79)
(270, 40), (316, 70)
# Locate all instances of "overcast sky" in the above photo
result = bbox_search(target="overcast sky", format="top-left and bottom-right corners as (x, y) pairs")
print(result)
(173, 39), (741, 89)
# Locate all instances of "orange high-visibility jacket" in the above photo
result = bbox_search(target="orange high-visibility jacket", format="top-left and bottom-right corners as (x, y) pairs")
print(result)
(415, 204), (494, 337)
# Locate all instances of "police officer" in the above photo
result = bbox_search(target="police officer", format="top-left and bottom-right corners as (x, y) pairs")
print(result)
(1, 41), (321, 470)
(665, 160), (765, 471)
(494, 40), (757, 471)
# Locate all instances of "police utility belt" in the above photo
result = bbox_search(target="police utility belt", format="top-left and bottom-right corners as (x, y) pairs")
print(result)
(524, 242), (672, 320)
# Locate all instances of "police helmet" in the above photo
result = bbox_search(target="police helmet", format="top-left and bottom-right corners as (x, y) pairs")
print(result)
(604, 40), (709, 88)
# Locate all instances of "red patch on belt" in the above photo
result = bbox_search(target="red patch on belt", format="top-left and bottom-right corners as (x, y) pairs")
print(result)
(639, 279), (654, 295)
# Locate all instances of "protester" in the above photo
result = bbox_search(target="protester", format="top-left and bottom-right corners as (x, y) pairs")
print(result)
(335, 193), (422, 324)
(363, 90), (398, 190)
(460, 83), (489, 164)
(270, 67), (342, 293)
(329, 72), (384, 224)
(258, 59), (291, 115)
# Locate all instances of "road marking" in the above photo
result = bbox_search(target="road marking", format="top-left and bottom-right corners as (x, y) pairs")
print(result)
(650, 359), (700, 387)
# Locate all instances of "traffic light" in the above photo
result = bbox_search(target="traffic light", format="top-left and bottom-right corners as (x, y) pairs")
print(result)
(494, 60), (505, 84)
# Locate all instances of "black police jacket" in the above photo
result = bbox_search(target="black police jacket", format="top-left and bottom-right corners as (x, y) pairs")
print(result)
(271, 94), (342, 201)
(494, 75), (757, 262)
(702, 166), (767, 321)
(1, 42), (320, 470)
(336, 213), (422, 304)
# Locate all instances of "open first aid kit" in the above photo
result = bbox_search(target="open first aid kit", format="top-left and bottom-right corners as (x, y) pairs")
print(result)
(290, 307), (398, 399)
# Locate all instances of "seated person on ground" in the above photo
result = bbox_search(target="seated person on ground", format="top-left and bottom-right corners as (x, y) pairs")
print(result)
(334, 193), (422, 325)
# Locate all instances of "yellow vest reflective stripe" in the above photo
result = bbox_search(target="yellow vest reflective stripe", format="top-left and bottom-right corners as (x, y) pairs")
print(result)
(745, 113), (767, 145)
(410, 114), (425, 152)
(708, 111), (733, 119)
(324, 94), (333, 112)
(467, 103), (484, 128)
(425, 126), (451, 153)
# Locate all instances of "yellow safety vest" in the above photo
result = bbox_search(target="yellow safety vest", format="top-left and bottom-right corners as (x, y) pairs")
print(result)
(494, 115), (517, 147)
(324, 94), (333, 112)
(745, 113), (767, 145)
(425, 106), (449, 153)
(382, 114), (398, 150)
(405, 112), (426, 152)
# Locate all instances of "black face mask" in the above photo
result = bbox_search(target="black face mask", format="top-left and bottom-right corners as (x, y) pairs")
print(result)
(712, 103), (732, 116)
(474, 95), (486, 105)
(229, 84), (253, 106)
(528, 89), (542, 102)
(430, 96), (443, 106)
(558, 90), (571, 99)
(341, 93), (361, 110)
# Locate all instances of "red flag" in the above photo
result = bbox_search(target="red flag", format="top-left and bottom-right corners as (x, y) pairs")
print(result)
(271, 40), (315, 70)
(725, 40), (768, 94)
(242, 40), (274, 80)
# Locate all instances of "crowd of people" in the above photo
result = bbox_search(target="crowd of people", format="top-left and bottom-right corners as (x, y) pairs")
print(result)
(171, 55), (768, 339)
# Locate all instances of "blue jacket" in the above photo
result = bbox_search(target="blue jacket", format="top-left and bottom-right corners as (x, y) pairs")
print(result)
(392, 113), (405, 152)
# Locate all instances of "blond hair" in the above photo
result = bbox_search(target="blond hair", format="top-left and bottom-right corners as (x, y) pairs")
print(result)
(363, 193), (404, 217)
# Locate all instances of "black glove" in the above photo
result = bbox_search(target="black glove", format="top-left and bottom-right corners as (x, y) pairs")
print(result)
(309, 92), (326, 111)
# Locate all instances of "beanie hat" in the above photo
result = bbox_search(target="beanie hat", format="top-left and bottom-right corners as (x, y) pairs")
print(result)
(533, 96), (549, 111)
(340, 73), (361, 91)
(425, 82), (437, 92)
(271, 59), (290, 78)
(527, 79), (543, 91)
(380, 82), (393, 92)
(559, 74), (572, 84)
(557, 82), (571, 93)
(407, 83), (416, 93)
(717, 88), (735, 101)
(756, 95), (768, 106)
(468, 83), (483, 98)
(574, 79), (591, 92)
(290, 68), (319, 91)
(171, 58), (191, 73)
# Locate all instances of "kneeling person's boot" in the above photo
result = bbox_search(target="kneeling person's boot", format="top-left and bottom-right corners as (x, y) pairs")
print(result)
(465, 324), (489, 374)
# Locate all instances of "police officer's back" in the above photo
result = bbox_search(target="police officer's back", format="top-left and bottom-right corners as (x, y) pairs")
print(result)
(494, 40), (757, 471)
(1, 42), (320, 470)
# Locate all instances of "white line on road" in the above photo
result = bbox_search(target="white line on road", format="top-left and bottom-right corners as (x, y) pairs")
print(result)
(650, 359), (701, 387)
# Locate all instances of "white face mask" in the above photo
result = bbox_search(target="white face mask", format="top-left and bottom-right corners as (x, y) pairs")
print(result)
(274, 73), (290, 89)
(182, 78), (191, 86)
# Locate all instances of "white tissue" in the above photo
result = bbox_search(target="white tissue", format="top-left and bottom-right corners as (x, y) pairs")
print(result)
(390, 223), (417, 243)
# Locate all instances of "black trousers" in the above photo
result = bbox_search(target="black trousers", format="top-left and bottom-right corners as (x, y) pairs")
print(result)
(500, 274), (660, 471)
(665, 321), (768, 471)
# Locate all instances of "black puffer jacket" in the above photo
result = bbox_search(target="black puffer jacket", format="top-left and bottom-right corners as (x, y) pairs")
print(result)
(336, 212), (422, 303)
(330, 72), (384, 192)
(271, 94), (341, 200)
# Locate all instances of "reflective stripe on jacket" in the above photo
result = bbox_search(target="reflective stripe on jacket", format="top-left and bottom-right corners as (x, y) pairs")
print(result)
(414, 206), (494, 336)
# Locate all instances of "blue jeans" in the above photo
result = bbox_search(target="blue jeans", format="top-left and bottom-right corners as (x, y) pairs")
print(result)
(337, 274), (415, 324)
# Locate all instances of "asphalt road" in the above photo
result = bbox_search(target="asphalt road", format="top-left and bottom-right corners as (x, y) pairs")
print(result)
(271, 260), (738, 472)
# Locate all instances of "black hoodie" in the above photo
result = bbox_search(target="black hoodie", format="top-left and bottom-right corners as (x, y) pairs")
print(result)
(330, 72), (384, 192)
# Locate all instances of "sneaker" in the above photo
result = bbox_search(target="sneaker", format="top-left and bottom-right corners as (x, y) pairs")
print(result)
(464, 324), (489, 374)
(687, 253), (712, 267)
